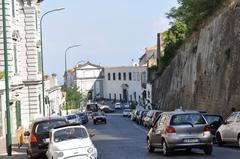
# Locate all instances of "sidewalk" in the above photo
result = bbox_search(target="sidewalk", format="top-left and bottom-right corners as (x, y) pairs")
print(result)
(0, 136), (27, 159)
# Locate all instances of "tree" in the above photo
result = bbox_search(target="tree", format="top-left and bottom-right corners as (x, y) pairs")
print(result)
(63, 86), (87, 110)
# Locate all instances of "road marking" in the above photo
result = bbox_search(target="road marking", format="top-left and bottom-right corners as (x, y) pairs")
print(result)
(132, 123), (148, 133)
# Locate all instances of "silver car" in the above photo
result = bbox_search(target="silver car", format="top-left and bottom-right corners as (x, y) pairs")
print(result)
(147, 110), (213, 156)
(216, 112), (240, 147)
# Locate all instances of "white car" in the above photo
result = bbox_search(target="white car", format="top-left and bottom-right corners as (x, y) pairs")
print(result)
(123, 109), (131, 117)
(114, 103), (122, 109)
(123, 104), (130, 109)
(66, 114), (82, 124)
(47, 124), (97, 159)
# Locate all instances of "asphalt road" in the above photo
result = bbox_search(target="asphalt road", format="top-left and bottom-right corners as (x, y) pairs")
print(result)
(87, 111), (240, 159)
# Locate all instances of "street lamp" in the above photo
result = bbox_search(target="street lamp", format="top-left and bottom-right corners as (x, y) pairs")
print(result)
(40, 7), (65, 117)
(64, 44), (81, 115)
(2, 0), (12, 156)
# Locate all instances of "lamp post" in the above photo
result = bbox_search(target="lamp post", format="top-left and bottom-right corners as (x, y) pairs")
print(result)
(40, 7), (65, 116)
(2, 0), (11, 156)
(64, 45), (81, 115)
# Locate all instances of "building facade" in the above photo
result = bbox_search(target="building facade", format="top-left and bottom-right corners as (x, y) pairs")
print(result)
(103, 66), (147, 104)
(0, 0), (43, 137)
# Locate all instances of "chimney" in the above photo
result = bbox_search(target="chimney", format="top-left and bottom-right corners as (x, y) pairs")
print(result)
(157, 33), (161, 69)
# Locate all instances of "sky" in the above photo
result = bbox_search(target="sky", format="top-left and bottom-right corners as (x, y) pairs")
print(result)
(41, 0), (178, 83)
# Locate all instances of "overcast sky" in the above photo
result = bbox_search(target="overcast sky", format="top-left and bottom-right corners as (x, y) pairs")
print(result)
(41, 0), (178, 82)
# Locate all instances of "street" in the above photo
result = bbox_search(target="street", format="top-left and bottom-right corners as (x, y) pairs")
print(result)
(87, 111), (240, 159)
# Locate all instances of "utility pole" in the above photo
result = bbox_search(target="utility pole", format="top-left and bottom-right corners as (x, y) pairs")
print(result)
(2, 0), (12, 156)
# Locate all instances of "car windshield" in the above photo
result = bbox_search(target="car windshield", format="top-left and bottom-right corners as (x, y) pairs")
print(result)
(54, 127), (88, 142)
(204, 115), (223, 124)
(170, 113), (206, 126)
(124, 109), (130, 112)
(35, 120), (66, 134)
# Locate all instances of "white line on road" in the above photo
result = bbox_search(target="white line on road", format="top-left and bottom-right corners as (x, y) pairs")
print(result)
(132, 123), (148, 133)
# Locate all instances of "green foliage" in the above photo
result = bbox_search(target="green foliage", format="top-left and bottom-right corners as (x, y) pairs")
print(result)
(63, 86), (87, 110)
(160, 0), (233, 69)
(0, 71), (4, 80)
(160, 20), (187, 67)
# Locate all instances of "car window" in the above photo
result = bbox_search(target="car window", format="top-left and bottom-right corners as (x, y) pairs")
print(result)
(35, 120), (66, 134)
(158, 114), (166, 126)
(54, 127), (88, 142)
(204, 115), (223, 124)
(170, 113), (206, 126)
(226, 113), (237, 122)
(236, 113), (240, 122)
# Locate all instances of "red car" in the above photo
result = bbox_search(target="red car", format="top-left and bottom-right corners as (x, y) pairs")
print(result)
(100, 106), (115, 113)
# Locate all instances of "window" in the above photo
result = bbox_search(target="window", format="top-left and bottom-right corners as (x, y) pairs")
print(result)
(13, 44), (18, 74)
(38, 50), (42, 73)
(226, 113), (237, 122)
(129, 72), (132, 81)
(133, 72), (136, 81)
(137, 72), (140, 81)
(114, 93), (116, 100)
(120, 94), (122, 101)
(113, 73), (116, 80)
(109, 93), (111, 99)
(123, 72), (126, 80)
(12, 0), (15, 18)
(108, 73), (111, 80)
(118, 72), (121, 80)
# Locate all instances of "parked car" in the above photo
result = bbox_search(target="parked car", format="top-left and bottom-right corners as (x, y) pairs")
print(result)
(147, 110), (213, 156)
(76, 112), (89, 124)
(136, 110), (146, 124)
(138, 110), (149, 125)
(100, 106), (115, 113)
(143, 110), (162, 129)
(115, 102), (122, 109)
(24, 116), (68, 158)
(66, 114), (82, 124)
(46, 124), (97, 159)
(131, 110), (140, 121)
(216, 112), (240, 147)
(203, 114), (223, 137)
(123, 109), (131, 117)
(93, 112), (107, 124)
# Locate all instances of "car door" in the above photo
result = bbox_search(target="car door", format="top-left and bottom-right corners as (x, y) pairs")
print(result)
(149, 114), (161, 146)
(152, 114), (166, 147)
(232, 113), (240, 142)
(222, 113), (237, 141)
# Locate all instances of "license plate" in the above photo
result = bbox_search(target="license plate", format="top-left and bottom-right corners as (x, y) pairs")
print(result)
(43, 138), (50, 144)
(183, 138), (199, 143)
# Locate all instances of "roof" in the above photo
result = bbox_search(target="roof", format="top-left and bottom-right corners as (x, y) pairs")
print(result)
(76, 61), (102, 69)
(33, 116), (66, 123)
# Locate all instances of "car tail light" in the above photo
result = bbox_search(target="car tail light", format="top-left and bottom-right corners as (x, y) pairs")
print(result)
(204, 125), (211, 132)
(29, 134), (37, 143)
(166, 127), (176, 133)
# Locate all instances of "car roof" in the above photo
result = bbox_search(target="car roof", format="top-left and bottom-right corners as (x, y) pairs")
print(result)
(33, 116), (66, 123)
(53, 123), (86, 130)
(165, 110), (201, 116)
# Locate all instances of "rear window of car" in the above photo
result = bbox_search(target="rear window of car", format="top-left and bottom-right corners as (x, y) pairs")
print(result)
(124, 109), (130, 112)
(204, 115), (223, 124)
(66, 115), (76, 120)
(35, 120), (66, 134)
(170, 113), (206, 126)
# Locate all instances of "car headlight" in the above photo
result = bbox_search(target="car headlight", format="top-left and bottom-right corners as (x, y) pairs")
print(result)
(87, 147), (94, 153)
(56, 151), (64, 157)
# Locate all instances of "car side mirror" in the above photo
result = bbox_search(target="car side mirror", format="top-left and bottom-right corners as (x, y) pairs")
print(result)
(24, 131), (30, 137)
(223, 121), (229, 125)
(90, 133), (95, 138)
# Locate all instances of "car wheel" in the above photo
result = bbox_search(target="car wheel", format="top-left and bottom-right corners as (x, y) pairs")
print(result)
(104, 120), (107, 124)
(147, 139), (154, 153)
(216, 133), (223, 146)
(238, 135), (240, 148)
(93, 121), (96, 125)
(162, 140), (171, 156)
(203, 145), (213, 155)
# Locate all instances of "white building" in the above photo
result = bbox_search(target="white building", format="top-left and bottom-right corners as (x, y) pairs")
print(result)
(66, 62), (104, 100)
(45, 74), (64, 116)
(104, 66), (147, 104)
(0, 0), (43, 137)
